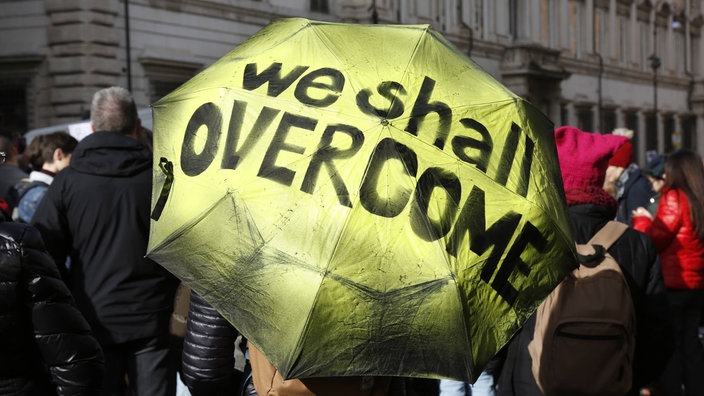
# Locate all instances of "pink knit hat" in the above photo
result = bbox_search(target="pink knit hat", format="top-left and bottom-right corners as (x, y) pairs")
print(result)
(554, 126), (629, 191)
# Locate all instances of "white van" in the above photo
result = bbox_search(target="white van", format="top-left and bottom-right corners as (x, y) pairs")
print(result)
(24, 108), (153, 144)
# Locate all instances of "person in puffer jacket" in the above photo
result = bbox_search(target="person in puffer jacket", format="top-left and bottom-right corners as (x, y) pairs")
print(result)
(181, 291), (255, 396)
(632, 148), (704, 396)
(0, 205), (104, 395)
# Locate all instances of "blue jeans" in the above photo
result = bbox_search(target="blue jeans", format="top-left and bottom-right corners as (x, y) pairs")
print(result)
(439, 370), (496, 396)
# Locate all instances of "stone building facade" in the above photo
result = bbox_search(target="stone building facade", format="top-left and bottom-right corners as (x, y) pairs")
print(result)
(1, 0), (703, 162)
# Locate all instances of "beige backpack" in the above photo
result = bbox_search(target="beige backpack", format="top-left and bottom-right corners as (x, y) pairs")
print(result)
(528, 221), (635, 396)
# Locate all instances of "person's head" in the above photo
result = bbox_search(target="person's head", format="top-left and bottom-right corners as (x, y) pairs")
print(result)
(554, 126), (629, 216)
(24, 131), (78, 173)
(90, 86), (140, 136)
(643, 152), (666, 193)
(663, 149), (704, 239)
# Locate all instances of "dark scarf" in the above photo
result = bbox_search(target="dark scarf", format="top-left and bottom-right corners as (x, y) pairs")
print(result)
(40, 169), (56, 177)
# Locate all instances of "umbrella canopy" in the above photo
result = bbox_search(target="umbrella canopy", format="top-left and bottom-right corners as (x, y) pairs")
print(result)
(147, 18), (576, 382)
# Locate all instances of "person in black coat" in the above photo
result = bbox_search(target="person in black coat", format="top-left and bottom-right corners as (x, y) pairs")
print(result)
(496, 126), (673, 396)
(0, 205), (103, 395)
(31, 87), (179, 396)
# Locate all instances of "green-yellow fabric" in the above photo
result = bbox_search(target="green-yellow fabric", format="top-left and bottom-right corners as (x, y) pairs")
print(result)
(147, 18), (576, 382)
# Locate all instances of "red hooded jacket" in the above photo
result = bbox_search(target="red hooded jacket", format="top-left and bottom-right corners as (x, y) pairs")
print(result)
(633, 187), (704, 289)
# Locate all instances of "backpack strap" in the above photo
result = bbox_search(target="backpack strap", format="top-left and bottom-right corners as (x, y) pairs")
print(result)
(15, 180), (48, 202)
(6, 177), (31, 208)
(576, 221), (629, 265)
(588, 221), (629, 250)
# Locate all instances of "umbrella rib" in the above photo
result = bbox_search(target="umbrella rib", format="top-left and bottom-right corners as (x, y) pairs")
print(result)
(382, 25), (430, 127)
(148, 193), (230, 254)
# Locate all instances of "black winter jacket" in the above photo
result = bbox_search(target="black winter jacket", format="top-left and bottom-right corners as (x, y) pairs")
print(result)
(181, 291), (247, 396)
(497, 204), (674, 396)
(31, 131), (179, 345)
(0, 216), (104, 395)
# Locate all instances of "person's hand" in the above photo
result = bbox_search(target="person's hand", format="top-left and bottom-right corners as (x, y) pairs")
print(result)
(632, 207), (653, 220)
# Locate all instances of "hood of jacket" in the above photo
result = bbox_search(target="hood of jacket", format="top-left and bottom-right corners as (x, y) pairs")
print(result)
(70, 131), (151, 177)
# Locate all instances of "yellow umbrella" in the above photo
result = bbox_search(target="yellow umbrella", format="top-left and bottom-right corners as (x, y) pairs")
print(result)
(147, 18), (576, 382)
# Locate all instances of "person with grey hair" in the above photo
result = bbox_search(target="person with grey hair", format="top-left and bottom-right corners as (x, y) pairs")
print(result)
(31, 86), (180, 396)
(90, 86), (139, 134)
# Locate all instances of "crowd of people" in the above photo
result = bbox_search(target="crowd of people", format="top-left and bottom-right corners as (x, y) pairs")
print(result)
(0, 87), (179, 396)
(0, 86), (703, 396)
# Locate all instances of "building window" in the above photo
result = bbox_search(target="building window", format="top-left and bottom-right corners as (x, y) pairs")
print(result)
(560, 104), (569, 126)
(311, 0), (329, 13)
(540, 0), (559, 46)
(568, 0), (584, 57)
(619, 15), (629, 65)
(577, 106), (593, 132)
(149, 81), (184, 104)
(540, 0), (549, 45)
(139, 57), (202, 105)
(595, 7), (608, 55)
(692, 32), (701, 74)
(0, 56), (41, 132)
(474, 0), (485, 38)
(664, 115), (676, 152)
(624, 112), (639, 160)
(673, 22), (685, 74)
(0, 86), (27, 135)
(656, 24), (666, 65)
(682, 116), (696, 151)
(602, 108), (616, 134)
(508, 0), (518, 39)
(640, 22), (650, 72)
(495, 0), (511, 39)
